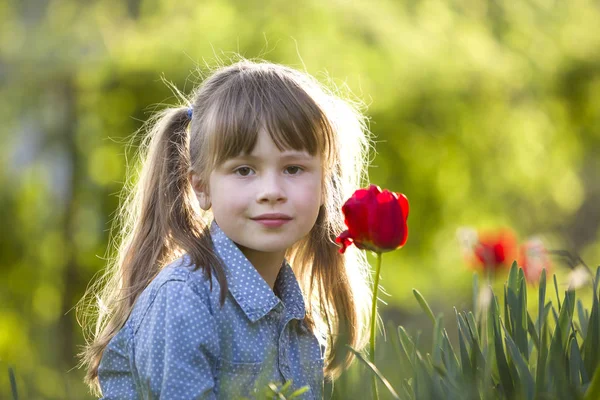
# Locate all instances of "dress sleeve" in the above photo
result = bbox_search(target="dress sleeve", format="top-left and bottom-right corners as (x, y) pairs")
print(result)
(98, 326), (138, 399)
(133, 278), (220, 399)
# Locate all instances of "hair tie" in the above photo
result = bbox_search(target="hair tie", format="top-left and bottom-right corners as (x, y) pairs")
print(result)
(186, 107), (193, 120)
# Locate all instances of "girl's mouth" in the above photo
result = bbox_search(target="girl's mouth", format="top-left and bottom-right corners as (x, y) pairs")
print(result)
(251, 213), (292, 227)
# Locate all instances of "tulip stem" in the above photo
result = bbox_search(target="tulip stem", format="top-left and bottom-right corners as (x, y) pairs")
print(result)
(370, 252), (382, 400)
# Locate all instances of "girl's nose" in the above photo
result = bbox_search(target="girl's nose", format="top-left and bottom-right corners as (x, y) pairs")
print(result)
(257, 174), (287, 204)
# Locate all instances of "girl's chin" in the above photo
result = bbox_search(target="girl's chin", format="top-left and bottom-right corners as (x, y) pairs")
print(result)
(234, 240), (297, 255)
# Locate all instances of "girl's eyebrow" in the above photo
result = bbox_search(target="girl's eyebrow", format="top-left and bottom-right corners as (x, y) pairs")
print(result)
(230, 152), (315, 162)
(279, 151), (315, 160)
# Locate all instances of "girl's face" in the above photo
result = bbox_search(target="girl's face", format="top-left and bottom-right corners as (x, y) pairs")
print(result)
(194, 129), (323, 258)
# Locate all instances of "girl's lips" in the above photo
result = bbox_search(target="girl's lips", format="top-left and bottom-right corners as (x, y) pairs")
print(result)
(252, 213), (292, 220)
(252, 218), (291, 228)
(252, 215), (292, 228)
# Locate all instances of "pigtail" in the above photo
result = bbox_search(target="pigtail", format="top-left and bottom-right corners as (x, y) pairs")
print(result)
(119, 107), (225, 300)
(78, 107), (226, 395)
(122, 108), (193, 296)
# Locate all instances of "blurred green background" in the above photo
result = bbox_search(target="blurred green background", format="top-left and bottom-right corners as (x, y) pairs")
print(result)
(1, 0), (600, 398)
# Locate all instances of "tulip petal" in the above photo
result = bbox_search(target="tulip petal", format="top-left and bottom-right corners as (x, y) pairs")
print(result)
(342, 186), (378, 245)
(394, 192), (409, 247)
(335, 230), (354, 253)
(397, 192), (409, 220)
(370, 189), (408, 251)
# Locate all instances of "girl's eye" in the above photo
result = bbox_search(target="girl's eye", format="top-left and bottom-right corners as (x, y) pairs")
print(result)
(285, 166), (303, 175)
(234, 167), (254, 176)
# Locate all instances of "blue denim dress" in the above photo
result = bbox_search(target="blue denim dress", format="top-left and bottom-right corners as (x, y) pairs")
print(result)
(98, 222), (324, 399)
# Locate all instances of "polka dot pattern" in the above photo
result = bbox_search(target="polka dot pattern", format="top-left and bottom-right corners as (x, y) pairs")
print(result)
(98, 221), (324, 399)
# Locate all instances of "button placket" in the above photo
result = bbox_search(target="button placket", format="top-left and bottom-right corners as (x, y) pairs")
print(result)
(267, 303), (283, 336)
(278, 327), (292, 380)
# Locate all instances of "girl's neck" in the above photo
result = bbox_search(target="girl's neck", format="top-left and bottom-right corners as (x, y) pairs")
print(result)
(236, 245), (286, 291)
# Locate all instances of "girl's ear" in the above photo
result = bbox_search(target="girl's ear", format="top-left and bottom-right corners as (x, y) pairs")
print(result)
(189, 171), (212, 210)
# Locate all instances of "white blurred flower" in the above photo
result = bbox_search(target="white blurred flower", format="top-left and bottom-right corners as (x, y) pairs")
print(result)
(457, 227), (479, 258)
(478, 286), (493, 314)
(567, 265), (592, 290)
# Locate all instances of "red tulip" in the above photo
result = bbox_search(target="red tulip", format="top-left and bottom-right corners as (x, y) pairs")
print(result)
(336, 184), (409, 254)
(472, 229), (518, 272)
(518, 238), (551, 283)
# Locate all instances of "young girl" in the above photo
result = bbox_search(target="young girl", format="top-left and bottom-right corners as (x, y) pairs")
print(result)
(79, 59), (372, 399)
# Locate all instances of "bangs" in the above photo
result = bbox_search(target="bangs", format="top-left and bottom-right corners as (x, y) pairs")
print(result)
(203, 69), (334, 168)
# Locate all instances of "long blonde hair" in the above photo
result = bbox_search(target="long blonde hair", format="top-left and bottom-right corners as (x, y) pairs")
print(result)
(78, 59), (373, 396)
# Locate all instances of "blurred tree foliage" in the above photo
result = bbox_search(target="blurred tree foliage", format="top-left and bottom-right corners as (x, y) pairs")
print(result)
(1, 0), (599, 398)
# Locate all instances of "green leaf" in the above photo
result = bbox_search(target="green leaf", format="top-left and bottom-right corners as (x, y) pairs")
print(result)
(454, 308), (477, 383)
(287, 386), (310, 399)
(492, 298), (515, 398)
(504, 285), (514, 339)
(414, 351), (435, 399)
(436, 375), (460, 400)
(389, 321), (412, 377)
(398, 326), (417, 373)
(538, 268), (547, 335)
(400, 380), (413, 400)
(569, 335), (585, 389)
(456, 310), (473, 344)
(583, 267), (600, 383)
(584, 360), (600, 400)
(466, 312), (479, 343)
(346, 346), (400, 399)
(577, 299), (589, 339)
(535, 322), (549, 397)
(427, 353), (447, 377)
(9, 367), (18, 400)
(527, 311), (540, 351)
(473, 272), (479, 318)
(486, 294), (499, 373)
(543, 302), (553, 325)
(413, 289), (436, 325)
(554, 274), (562, 312)
(458, 324), (473, 379)
(516, 268), (529, 358)
(548, 290), (576, 398)
(466, 311), (486, 368)
(552, 306), (560, 326)
(398, 326), (416, 354)
(432, 315), (444, 364)
(441, 329), (460, 379)
(552, 290), (575, 354)
(507, 262), (519, 295)
(502, 322), (535, 400)
(279, 380), (293, 392)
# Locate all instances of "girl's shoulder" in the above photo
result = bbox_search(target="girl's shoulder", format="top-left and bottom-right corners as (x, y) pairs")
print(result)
(152, 254), (221, 294)
(127, 255), (221, 332)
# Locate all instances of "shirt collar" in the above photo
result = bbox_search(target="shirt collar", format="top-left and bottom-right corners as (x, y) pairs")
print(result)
(210, 221), (306, 323)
